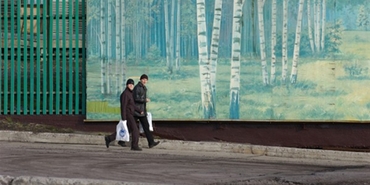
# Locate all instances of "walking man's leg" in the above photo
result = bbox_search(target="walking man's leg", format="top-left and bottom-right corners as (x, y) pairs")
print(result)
(138, 116), (160, 148)
(104, 132), (116, 148)
(127, 115), (141, 151)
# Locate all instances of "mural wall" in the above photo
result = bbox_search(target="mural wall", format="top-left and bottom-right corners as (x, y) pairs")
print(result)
(86, 0), (370, 121)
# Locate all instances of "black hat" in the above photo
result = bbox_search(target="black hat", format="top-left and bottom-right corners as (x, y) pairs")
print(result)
(140, 74), (148, 80)
(126, 79), (134, 85)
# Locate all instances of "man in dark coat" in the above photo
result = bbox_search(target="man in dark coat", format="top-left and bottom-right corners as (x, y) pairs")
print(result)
(104, 79), (144, 151)
(133, 74), (160, 148)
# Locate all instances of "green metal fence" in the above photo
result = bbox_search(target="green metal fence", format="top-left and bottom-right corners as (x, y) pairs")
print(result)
(0, 0), (86, 115)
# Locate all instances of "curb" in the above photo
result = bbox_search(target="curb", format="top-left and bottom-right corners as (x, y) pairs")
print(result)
(0, 175), (165, 185)
(1, 130), (370, 163)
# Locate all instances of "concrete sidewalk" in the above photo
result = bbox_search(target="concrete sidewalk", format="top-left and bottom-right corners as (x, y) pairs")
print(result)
(1, 130), (370, 185)
(1, 130), (369, 163)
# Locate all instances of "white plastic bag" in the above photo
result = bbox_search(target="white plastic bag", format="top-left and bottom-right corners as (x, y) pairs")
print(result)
(116, 120), (130, 142)
(139, 112), (154, 133)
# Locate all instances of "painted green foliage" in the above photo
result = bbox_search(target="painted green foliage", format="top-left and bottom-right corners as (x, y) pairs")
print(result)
(86, 0), (370, 121)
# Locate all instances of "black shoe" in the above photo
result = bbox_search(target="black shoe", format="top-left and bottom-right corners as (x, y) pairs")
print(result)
(104, 136), (110, 148)
(118, 141), (127, 147)
(149, 141), (160, 148)
(131, 147), (142, 151)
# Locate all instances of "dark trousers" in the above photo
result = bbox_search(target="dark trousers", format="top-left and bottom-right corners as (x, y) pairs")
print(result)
(136, 116), (155, 146)
(108, 113), (140, 148)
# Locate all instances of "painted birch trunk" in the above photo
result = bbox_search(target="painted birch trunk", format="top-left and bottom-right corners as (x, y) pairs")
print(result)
(196, 0), (213, 119)
(307, 0), (315, 52)
(175, 0), (181, 71)
(321, 0), (326, 50)
(290, 0), (305, 84)
(229, 0), (244, 119)
(209, 0), (223, 119)
(169, 0), (175, 73)
(107, 0), (112, 94)
(314, 0), (320, 52)
(115, 0), (121, 95)
(281, 0), (288, 84)
(317, 0), (321, 51)
(120, 0), (126, 92)
(164, 0), (171, 73)
(270, 0), (277, 85)
(100, 0), (106, 94)
(257, 0), (268, 86)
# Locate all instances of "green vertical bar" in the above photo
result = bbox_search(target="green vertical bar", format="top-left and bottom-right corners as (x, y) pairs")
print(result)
(42, 0), (47, 114)
(48, 0), (54, 114)
(55, 0), (60, 114)
(23, 0), (28, 114)
(36, 0), (41, 114)
(68, 0), (73, 114)
(29, 0), (35, 114)
(81, 0), (86, 114)
(16, 0), (22, 114)
(3, 0), (8, 114)
(10, 0), (15, 114)
(62, 0), (66, 114)
(74, 0), (79, 114)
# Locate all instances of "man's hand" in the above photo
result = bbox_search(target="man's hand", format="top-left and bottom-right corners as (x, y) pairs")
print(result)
(146, 98), (150, 102)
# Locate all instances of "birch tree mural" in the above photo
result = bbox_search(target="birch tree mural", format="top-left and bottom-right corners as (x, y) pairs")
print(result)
(307, 0), (326, 53)
(169, 0), (175, 73)
(196, 0), (214, 119)
(98, 0), (126, 95)
(290, 0), (305, 84)
(308, 0), (326, 53)
(115, 0), (121, 96)
(120, 0), (126, 92)
(229, 0), (244, 119)
(107, 0), (112, 94)
(307, 0), (315, 52)
(257, 0), (269, 86)
(163, 0), (181, 74)
(321, 0), (326, 50)
(87, 0), (370, 121)
(164, 0), (171, 73)
(175, 0), (181, 71)
(281, 0), (289, 84)
(315, 0), (321, 52)
(209, 0), (223, 119)
(100, 0), (107, 94)
(270, 0), (277, 85)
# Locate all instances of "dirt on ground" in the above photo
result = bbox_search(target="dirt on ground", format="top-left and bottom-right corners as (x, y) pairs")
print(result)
(0, 118), (74, 133)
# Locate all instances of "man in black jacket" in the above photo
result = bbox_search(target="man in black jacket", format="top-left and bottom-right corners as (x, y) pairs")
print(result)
(104, 79), (144, 151)
(133, 74), (160, 148)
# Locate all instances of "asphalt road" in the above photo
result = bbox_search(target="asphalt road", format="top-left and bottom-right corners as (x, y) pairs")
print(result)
(1, 141), (370, 185)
